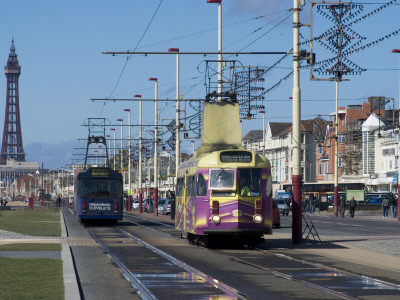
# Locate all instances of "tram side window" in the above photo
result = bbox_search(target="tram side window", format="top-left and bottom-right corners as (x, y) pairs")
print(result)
(190, 176), (196, 196)
(197, 174), (207, 196)
(176, 178), (184, 196)
(186, 176), (196, 196)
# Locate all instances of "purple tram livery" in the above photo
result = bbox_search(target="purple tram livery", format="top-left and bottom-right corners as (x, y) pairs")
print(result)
(175, 100), (273, 247)
(74, 167), (123, 223)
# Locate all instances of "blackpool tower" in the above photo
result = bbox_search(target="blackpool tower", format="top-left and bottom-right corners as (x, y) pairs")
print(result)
(0, 39), (25, 164)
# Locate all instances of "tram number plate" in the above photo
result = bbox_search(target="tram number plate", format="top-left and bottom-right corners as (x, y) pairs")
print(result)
(220, 151), (252, 163)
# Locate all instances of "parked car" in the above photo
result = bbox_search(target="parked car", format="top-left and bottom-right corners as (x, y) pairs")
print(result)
(158, 198), (171, 215)
(327, 193), (345, 206)
(272, 198), (280, 228)
(276, 198), (290, 215)
(365, 193), (392, 204)
(369, 197), (385, 204)
(145, 200), (154, 213)
(157, 199), (167, 214)
(132, 199), (140, 211)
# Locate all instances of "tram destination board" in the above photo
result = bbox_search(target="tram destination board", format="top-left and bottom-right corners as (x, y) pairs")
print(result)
(90, 168), (110, 177)
(220, 151), (252, 163)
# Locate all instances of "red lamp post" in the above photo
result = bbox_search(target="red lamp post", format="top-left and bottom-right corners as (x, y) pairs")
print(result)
(134, 94), (143, 213)
(392, 49), (400, 221)
(148, 77), (159, 216)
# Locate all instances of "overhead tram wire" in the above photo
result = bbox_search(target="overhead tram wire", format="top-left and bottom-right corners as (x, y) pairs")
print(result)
(136, 10), (290, 50)
(97, 0), (164, 118)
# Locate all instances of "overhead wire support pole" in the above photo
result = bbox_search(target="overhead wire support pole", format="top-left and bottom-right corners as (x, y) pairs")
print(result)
(292, 0), (302, 245)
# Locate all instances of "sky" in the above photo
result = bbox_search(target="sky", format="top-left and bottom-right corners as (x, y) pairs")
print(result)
(0, 0), (399, 167)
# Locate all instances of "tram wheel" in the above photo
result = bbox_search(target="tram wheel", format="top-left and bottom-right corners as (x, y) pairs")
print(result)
(199, 236), (208, 248)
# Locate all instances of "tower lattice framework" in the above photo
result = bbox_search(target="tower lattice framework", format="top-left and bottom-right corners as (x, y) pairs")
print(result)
(0, 39), (25, 164)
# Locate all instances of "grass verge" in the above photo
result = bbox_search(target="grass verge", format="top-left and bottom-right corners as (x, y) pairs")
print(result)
(0, 256), (63, 300)
(0, 243), (62, 251)
(0, 209), (60, 236)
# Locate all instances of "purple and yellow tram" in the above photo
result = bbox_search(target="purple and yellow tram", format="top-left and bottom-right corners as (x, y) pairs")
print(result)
(175, 149), (273, 247)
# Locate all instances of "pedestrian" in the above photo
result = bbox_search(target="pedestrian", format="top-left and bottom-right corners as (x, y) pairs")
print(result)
(56, 195), (62, 207)
(339, 196), (345, 218)
(382, 197), (390, 218)
(349, 197), (357, 218)
(389, 193), (397, 218)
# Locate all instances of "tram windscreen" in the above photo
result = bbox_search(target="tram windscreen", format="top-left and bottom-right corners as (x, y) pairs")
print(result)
(238, 169), (260, 197)
(210, 169), (234, 188)
(77, 179), (122, 198)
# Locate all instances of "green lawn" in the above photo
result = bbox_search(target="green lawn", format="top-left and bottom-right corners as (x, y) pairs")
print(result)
(0, 210), (64, 299)
(0, 256), (64, 300)
(0, 243), (62, 251)
(0, 209), (61, 237)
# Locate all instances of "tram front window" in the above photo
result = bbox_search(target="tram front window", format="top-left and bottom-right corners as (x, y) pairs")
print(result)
(78, 179), (122, 198)
(210, 169), (234, 188)
(238, 169), (260, 197)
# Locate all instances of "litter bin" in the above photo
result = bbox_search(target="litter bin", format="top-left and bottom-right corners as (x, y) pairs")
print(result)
(319, 193), (328, 211)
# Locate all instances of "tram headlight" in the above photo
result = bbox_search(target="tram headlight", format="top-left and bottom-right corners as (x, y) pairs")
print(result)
(253, 214), (262, 223)
(212, 215), (221, 224)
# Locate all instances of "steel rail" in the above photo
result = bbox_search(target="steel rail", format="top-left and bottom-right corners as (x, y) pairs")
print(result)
(124, 213), (400, 298)
(209, 248), (358, 300)
(119, 228), (250, 300)
(85, 226), (157, 300)
(257, 247), (400, 290)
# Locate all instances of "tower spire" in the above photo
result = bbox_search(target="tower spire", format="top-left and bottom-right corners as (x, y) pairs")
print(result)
(0, 39), (25, 164)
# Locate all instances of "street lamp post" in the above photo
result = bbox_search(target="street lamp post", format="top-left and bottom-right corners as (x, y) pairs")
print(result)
(168, 48), (180, 188)
(110, 128), (116, 169)
(135, 94), (143, 213)
(259, 110), (266, 156)
(149, 77), (159, 216)
(124, 109), (132, 211)
(392, 49), (400, 221)
(117, 119), (124, 171)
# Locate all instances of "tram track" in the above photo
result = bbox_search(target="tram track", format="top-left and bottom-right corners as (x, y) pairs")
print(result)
(85, 221), (250, 300)
(83, 213), (400, 299)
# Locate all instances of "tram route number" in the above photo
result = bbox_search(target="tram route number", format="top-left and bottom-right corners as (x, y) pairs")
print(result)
(89, 203), (111, 210)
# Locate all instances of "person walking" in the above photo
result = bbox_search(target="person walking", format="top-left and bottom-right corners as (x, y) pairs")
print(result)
(349, 197), (357, 218)
(56, 195), (62, 207)
(339, 196), (346, 218)
(389, 193), (397, 218)
(382, 197), (390, 218)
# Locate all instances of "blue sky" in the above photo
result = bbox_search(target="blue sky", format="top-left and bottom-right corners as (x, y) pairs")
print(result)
(0, 0), (399, 166)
